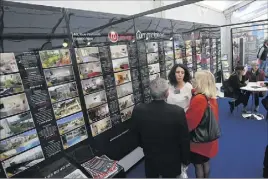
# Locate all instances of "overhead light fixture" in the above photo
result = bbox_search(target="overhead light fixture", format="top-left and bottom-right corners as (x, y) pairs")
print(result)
(170, 37), (173, 40)
(87, 42), (91, 46)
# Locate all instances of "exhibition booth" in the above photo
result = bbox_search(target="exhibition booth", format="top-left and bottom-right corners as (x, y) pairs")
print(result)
(0, 0), (268, 178)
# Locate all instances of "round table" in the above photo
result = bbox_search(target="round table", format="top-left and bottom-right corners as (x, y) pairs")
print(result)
(240, 82), (268, 120)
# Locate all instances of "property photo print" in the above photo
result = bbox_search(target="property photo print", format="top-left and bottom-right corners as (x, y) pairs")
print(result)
(84, 90), (107, 109)
(110, 45), (128, 59)
(0, 53), (19, 75)
(163, 41), (173, 51)
(114, 70), (132, 86)
(75, 47), (100, 63)
(90, 117), (112, 137)
(0, 93), (30, 119)
(56, 112), (85, 135)
(52, 97), (82, 120)
(165, 51), (174, 61)
(0, 129), (40, 161)
(175, 59), (183, 65)
(88, 103), (110, 123)
(44, 66), (75, 87)
(39, 49), (71, 68)
(48, 82), (78, 103)
(1, 146), (45, 177)
(196, 40), (201, 54)
(61, 126), (88, 149)
(147, 53), (159, 65)
(146, 42), (158, 53)
(112, 58), (130, 72)
(149, 73), (160, 81)
(148, 63), (160, 75)
(116, 82), (133, 99)
(166, 60), (174, 71)
(118, 94), (134, 111)
(78, 62), (102, 80)
(121, 106), (134, 122)
(186, 48), (192, 57)
(81, 76), (105, 95)
(185, 40), (192, 49)
(0, 111), (34, 140)
(175, 49), (182, 59)
(0, 73), (24, 97)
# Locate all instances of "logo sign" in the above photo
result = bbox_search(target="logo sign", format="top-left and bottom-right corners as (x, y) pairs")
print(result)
(136, 30), (164, 40)
(108, 31), (119, 43)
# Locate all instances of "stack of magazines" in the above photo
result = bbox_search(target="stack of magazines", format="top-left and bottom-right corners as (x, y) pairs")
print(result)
(81, 155), (118, 178)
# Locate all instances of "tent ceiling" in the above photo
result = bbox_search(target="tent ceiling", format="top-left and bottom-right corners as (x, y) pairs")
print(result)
(196, 1), (243, 12)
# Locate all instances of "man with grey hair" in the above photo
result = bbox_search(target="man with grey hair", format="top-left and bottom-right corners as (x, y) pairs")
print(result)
(131, 78), (190, 178)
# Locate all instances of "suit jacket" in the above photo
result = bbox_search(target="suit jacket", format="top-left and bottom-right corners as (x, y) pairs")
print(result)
(132, 100), (190, 176)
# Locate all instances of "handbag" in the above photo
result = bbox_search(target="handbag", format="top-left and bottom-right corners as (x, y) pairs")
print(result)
(190, 94), (221, 143)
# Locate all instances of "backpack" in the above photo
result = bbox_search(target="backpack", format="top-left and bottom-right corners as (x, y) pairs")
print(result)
(190, 94), (221, 143)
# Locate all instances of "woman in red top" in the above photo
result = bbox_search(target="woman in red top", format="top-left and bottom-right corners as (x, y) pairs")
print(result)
(186, 70), (219, 178)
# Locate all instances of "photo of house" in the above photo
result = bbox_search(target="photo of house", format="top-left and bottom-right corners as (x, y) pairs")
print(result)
(110, 45), (128, 59)
(118, 94), (134, 111)
(61, 126), (88, 149)
(0, 111), (34, 140)
(78, 62), (102, 80)
(112, 58), (130, 72)
(44, 66), (75, 87)
(166, 60), (174, 71)
(84, 90), (107, 109)
(175, 59), (183, 64)
(148, 63), (160, 75)
(88, 103), (110, 123)
(0, 129), (40, 161)
(164, 41), (173, 52)
(165, 51), (174, 61)
(39, 49), (71, 68)
(52, 97), (82, 120)
(175, 49), (182, 59)
(116, 82), (133, 98)
(0, 73), (24, 97)
(146, 42), (158, 53)
(0, 94), (30, 119)
(2, 146), (45, 177)
(75, 47), (100, 63)
(81, 76), (104, 95)
(114, 70), (131, 86)
(90, 117), (112, 137)
(121, 106), (134, 122)
(48, 82), (78, 103)
(56, 112), (85, 135)
(147, 53), (159, 65)
(0, 53), (19, 74)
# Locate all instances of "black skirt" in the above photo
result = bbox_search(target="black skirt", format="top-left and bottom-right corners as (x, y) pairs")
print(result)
(190, 152), (210, 164)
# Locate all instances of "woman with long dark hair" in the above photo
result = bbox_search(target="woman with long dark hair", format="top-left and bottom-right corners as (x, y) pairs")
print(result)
(167, 64), (192, 111)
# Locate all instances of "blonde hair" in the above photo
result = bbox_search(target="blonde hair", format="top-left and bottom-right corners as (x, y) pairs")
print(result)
(193, 70), (217, 98)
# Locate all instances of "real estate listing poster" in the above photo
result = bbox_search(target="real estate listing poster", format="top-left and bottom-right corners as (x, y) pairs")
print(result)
(16, 52), (64, 159)
(39, 49), (88, 150)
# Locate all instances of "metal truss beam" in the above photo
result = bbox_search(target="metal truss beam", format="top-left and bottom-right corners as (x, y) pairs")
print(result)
(223, 0), (256, 16)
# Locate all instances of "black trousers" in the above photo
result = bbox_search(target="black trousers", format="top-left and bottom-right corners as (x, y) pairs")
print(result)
(144, 159), (179, 178)
(233, 92), (248, 107)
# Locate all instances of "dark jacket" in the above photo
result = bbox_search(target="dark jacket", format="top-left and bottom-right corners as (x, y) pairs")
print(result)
(257, 45), (268, 61)
(245, 69), (265, 82)
(132, 100), (190, 176)
(228, 72), (246, 95)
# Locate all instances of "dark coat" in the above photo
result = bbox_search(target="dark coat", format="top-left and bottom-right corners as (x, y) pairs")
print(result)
(132, 100), (190, 176)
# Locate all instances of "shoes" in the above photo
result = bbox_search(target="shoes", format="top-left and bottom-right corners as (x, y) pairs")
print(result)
(228, 101), (235, 113)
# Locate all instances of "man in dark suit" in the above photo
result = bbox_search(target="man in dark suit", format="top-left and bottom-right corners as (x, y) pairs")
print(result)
(132, 78), (190, 178)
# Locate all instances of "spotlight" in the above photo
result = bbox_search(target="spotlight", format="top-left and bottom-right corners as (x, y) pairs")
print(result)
(87, 41), (91, 46)
(170, 37), (173, 40)
(62, 39), (69, 48)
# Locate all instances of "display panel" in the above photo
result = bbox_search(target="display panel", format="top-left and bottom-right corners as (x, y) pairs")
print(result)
(0, 73), (24, 97)
(39, 49), (72, 68)
(0, 53), (19, 74)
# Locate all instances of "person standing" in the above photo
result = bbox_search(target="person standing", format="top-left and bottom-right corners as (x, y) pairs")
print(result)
(132, 78), (190, 178)
(186, 70), (219, 178)
(257, 39), (268, 76)
(167, 64), (193, 111)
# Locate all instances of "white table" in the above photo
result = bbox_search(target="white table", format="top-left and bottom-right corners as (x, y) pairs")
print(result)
(240, 82), (268, 120)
